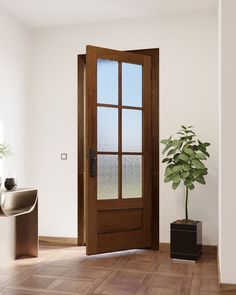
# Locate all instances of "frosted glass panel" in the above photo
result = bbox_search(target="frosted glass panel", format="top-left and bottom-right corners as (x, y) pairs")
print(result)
(122, 63), (142, 107)
(122, 156), (142, 199)
(122, 109), (142, 152)
(98, 107), (118, 152)
(97, 59), (118, 105)
(98, 155), (118, 200)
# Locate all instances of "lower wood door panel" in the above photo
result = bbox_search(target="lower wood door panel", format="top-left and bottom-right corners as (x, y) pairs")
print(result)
(98, 208), (143, 234)
(97, 230), (150, 253)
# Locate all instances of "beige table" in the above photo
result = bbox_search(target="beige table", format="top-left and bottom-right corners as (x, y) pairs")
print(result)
(0, 188), (38, 261)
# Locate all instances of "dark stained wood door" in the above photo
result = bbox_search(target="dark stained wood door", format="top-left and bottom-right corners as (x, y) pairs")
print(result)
(86, 45), (152, 254)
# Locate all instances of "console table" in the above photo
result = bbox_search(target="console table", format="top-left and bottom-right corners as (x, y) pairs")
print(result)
(0, 188), (38, 262)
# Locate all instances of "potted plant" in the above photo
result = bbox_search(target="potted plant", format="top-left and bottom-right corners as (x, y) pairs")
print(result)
(0, 143), (12, 188)
(161, 125), (210, 260)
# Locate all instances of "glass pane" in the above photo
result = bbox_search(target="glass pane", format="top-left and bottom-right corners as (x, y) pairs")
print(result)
(98, 155), (118, 200)
(122, 156), (142, 199)
(122, 109), (142, 152)
(122, 63), (142, 107)
(98, 107), (118, 152)
(97, 59), (118, 105)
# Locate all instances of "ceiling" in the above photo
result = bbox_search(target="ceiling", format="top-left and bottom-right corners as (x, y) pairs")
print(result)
(0, 0), (218, 28)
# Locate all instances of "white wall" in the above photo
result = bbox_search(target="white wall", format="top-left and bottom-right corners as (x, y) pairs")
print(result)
(29, 10), (218, 243)
(219, 0), (236, 284)
(0, 6), (31, 184)
(0, 6), (31, 265)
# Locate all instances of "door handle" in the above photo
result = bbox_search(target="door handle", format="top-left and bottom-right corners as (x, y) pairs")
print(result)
(90, 148), (97, 177)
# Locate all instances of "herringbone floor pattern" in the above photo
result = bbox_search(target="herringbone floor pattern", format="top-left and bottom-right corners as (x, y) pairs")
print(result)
(0, 245), (225, 294)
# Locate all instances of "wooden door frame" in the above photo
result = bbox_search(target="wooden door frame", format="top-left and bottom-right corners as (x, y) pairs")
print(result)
(77, 48), (159, 250)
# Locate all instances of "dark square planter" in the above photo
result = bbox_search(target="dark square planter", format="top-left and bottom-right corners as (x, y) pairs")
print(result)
(170, 220), (202, 261)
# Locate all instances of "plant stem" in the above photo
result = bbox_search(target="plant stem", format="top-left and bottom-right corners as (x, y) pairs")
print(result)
(185, 186), (189, 221)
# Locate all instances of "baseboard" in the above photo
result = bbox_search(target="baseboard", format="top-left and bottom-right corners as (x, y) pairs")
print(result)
(159, 243), (217, 255)
(159, 242), (170, 253)
(220, 283), (236, 292)
(39, 236), (77, 247)
(39, 238), (217, 253)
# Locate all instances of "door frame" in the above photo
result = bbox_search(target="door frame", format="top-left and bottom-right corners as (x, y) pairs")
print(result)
(77, 48), (159, 250)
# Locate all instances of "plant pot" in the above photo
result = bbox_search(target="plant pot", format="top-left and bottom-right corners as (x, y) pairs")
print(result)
(170, 220), (202, 261)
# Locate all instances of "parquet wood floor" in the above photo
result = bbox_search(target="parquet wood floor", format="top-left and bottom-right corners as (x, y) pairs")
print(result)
(0, 245), (230, 294)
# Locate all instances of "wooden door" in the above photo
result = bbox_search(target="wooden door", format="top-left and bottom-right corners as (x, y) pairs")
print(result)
(86, 45), (152, 255)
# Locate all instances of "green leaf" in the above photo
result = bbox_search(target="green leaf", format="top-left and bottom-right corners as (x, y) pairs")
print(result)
(172, 174), (181, 183)
(203, 150), (210, 157)
(173, 153), (180, 163)
(164, 175), (172, 183)
(189, 172), (195, 180)
(183, 141), (195, 149)
(198, 145), (210, 157)
(162, 158), (170, 163)
(189, 153), (196, 160)
(198, 168), (208, 176)
(167, 164), (175, 169)
(172, 181), (180, 190)
(160, 139), (168, 144)
(183, 147), (194, 156)
(203, 142), (211, 147)
(191, 159), (205, 169)
(177, 132), (185, 135)
(185, 130), (195, 135)
(162, 142), (172, 155)
(196, 176), (206, 184)
(189, 184), (195, 190)
(179, 153), (189, 162)
(167, 148), (177, 157)
(181, 125), (187, 129)
(178, 141), (184, 149)
(187, 125), (194, 128)
(172, 139), (180, 147)
(165, 167), (173, 176)
(172, 165), (182, 173)
(182, 163), (191, 171)
(181, 171), (190, 179)
(192, 169), (201, 177)
(184, 178), (193, 187)
(198, 144), (206, 151)
(195, 152), (207, 160)
(180, 136), (188, 141)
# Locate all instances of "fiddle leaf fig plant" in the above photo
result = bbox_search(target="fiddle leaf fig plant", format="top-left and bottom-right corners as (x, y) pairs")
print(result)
(0, 143), (12, 159)
(161, 126), (210, 221)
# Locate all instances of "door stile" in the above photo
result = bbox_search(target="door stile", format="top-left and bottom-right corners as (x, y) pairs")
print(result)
(142, 55), (152, 243)
(78, 55), (86, 246)
(118, 62), (122, 200)
(86, 46), (98, 254)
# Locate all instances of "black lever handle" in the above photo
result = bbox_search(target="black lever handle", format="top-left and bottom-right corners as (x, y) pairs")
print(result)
(90, 148), (97, 177)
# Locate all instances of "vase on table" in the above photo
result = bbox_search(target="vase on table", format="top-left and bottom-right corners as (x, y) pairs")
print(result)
(5, 178), (17, 191)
